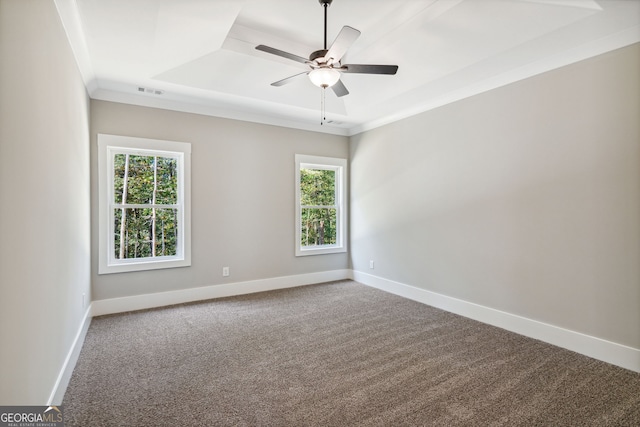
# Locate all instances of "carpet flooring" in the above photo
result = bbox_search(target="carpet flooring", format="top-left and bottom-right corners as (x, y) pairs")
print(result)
(63, 280), (640, 426)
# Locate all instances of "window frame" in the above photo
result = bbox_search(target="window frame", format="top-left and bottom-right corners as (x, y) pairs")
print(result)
(295, 154), (347, 256)
(97, 134), (191, 274)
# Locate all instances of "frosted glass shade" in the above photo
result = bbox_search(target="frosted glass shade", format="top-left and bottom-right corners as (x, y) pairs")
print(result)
(309, 68), (340, 88)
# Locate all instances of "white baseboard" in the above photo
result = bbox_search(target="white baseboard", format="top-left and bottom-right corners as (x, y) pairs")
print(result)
(352, 270), (640, 373)
(55, 267), (638, 407)
(48, 305), (92, 405)
(91, 269), (351, 317)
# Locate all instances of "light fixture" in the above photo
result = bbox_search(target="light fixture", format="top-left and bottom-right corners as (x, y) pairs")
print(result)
(309, 67), (340, 88)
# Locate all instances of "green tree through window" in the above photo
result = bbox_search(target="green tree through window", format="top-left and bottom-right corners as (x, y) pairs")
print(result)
(300, 168), (337, 247)
(113, 154), (179, 259)
(295, 154), (346, 256)
(98, 133), (191, 274)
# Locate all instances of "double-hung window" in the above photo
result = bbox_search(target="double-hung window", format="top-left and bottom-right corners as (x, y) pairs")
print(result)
(98, 134), (191, 274)
(295, 154), (347, 256)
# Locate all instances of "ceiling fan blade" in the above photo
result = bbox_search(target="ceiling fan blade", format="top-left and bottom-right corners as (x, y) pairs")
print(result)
(256, 45), (309, 64)
(339, 64), (399, 75)
(271, 71), (309, 87)
(326, 26), (361, 63)
(331, 79), (349, 97)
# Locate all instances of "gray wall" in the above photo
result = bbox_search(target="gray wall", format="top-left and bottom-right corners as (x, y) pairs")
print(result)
(350, 43), (640, 349)
(90, 101), (349, 301)
(0, 0), (91, 404)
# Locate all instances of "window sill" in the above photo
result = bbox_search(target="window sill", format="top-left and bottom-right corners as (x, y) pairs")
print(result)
(295, 245), (347, 257)
(98, 257), (190, 275)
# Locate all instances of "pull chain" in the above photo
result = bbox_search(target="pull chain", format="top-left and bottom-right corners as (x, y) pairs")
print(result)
(320, 86), (326, 125)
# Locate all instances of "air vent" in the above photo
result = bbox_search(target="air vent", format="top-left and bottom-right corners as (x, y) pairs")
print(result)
(326, 120), (343, 125)
(137, 87), (164, 96)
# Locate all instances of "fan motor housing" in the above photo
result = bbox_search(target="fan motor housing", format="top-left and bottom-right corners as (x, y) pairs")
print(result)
(310, 49), (329, 62)
(319, 0), (333, 6)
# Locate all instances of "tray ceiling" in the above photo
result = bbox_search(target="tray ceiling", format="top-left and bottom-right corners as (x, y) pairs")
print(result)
(55, 0), (640, 135)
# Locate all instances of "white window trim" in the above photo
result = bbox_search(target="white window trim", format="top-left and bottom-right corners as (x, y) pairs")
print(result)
(295, 154), (347, 257)
(97, 134), (191, 274)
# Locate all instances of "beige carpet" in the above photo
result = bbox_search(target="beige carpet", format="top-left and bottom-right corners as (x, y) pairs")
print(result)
(63, 280), (640, 426)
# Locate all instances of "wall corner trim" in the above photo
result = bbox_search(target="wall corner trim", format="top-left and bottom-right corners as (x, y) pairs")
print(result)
(352, 270), (640, 373)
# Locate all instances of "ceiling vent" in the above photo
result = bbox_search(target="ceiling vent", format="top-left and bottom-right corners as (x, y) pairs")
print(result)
(138, 87), (164, 95)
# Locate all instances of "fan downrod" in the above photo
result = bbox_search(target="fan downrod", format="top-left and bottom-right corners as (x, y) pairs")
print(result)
(319, 0), (333, 49)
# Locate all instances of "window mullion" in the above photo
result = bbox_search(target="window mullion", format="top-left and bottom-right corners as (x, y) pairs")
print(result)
(112, 203), (179, 209)
(300, 205), (337, 209)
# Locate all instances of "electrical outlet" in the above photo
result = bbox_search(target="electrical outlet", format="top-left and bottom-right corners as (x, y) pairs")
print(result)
(369, 260), (374, 269)
(82, 293), (87, 308)
(222, 267), (230, 277)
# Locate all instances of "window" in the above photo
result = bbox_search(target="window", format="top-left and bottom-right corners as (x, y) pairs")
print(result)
(295, 154), (347, 256)
(98, 134), (191, 274)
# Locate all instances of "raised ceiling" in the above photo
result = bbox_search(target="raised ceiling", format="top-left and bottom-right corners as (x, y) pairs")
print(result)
(55, 0), (640, 135)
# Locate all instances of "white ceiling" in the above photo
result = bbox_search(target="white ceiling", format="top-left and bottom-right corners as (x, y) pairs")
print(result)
(55, 0), (640, 135)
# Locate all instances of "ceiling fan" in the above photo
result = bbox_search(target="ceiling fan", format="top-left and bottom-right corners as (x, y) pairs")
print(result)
(255, 0), (398, 98)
